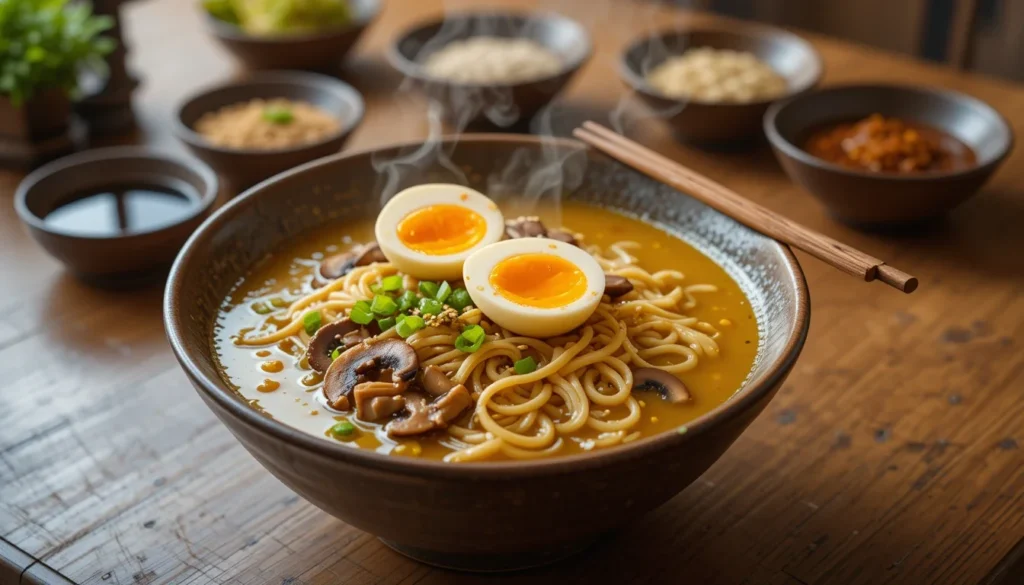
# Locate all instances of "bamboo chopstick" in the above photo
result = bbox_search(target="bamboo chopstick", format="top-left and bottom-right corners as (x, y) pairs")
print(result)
(573, 122), (918, 294)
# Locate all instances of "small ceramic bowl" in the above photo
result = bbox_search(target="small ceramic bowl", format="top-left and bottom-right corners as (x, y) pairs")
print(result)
(174, 71), (365, 193)
(620, 25), (822, 145)
(764, 84), (1014, 227)
(204, 0), (380, 71)
(15, 146), (218, 287)
(387, 11), (591, 129)
(164, 134), (809, 572)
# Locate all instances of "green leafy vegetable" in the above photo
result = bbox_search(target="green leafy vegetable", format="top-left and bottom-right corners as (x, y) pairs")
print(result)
(0, 0), (115, 105)
(435, 281), (452, 303)
(514, 356), (538, 375)
(455, 324), (486, 353)
(302, 310), (322, 335)
(396, 314), (425, 338)
(371, 294), (398, 316)
(381, 275), (403, 292)
(448, 288), (472, 311)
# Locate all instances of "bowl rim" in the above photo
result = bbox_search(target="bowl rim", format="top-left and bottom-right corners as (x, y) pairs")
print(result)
(172, 70), (365, 157)
(385, 9), (593, 90)
(763, 82), (1016, 181)
(14, 145), (219, 242)
(163, 133), (810, 479)
(619, 23), (824, 107)
(202, 0), (380, 43)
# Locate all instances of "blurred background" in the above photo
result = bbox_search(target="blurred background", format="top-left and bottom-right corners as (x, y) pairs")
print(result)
(692, 0), (1023, 81)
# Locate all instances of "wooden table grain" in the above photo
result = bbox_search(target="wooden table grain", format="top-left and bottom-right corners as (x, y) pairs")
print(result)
(2, 1), (1022, 584)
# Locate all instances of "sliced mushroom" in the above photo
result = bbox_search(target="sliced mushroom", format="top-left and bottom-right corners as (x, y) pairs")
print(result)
(505, 217), (547, 239)
(353, 381), (407, 422)
(632, 368), (691, 404)
(386, 393), (435, 437)
(322, 339), (419, 411)
(548, 229), (579, 247)
(316, 242), (389, 285)
(305, 318), (367, 373)
(420, 364), (455, 397)
(428, 384), (472, 426)
(604, 275), (635, 298)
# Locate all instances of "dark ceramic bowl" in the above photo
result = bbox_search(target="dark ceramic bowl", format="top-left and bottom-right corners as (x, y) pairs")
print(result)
(204, 0), (380, 71)
(174, 71), (364, 193)
(164, 135), (809, 572)
(15, 146), (218, 287)
(765, 84), (1014, 227)
(620, 25), (822, 145)
(387, 11), (591, 129)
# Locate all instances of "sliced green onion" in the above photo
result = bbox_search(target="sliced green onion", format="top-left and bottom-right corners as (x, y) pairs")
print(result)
(371, 294), (398, 316)
(251, 301), (272, 315)
(354, 300), (372, 312)
(396, 314), (425, 338)
(377, 316), (397, 331)
(262, 105), (294, 125)
(381, 275), (403, 292)
(268, 297), (289, 308)
(435, 281), (452, 303)
(455, 324), (486, 353)
(418, 281), (439, 298)
(331, 347), (342, 361)
(330, 421), (357, 439)
(514, 356), (538, 375)
(350, 301), (374, 325)
(302, 311), (322, 335)
(369, 283), (383, 295)
(448, 288), (472, 311)
(418, 297), (443, 317)
(397, 290), (418, 312)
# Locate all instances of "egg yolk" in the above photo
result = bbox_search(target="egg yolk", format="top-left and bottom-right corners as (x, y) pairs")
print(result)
(489, 253), (587, 309)
(396, 204), (487, 256)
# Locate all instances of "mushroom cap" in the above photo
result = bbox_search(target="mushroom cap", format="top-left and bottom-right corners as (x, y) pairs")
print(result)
(604, 274), (635, 298)
(420, 364), (455, 397)
(322, 339), (419, 411)
(632, 368), (691, 404)
(316, 243), (388, 285)
(305, 318), (364, 373)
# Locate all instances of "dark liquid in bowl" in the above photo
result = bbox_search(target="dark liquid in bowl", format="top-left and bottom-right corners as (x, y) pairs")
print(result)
(43, 184), (200, 237)
(803, 114), (977, 174)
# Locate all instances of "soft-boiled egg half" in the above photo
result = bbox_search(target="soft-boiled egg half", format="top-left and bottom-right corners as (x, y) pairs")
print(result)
(375, 184), (506, 280)
(463, 238), (605, 338)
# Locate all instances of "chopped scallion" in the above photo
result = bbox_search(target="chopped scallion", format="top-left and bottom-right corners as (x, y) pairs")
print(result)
(330, 421), (357, 439)
(350, 301), (374, 325)
(397, 290), (418, 312)
(302, 311), (322, 335)
(418, 297), (442, 317)
(514, 356), (538, 375)
(435, 281), (452, 303)
(455, 324), (486, 353)
(396, 314), (425, 338)
(418, 280), (439, 298)
(377, 316), (397, 331)
(369, 283), (383, 295)
(331, 347), (342, 361)
(371, 294), (398, 316)
(381, 275), (403, 292)
(448, 288), (472, 311)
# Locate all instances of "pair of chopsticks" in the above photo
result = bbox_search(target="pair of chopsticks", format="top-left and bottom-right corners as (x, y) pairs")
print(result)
(574, 122), (918, 294)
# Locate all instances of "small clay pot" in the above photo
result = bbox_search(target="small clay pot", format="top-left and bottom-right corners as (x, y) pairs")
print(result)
(0, 90), (79, 167)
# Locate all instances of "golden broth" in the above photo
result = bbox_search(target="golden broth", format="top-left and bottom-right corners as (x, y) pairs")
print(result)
(214, 202), (758, 461)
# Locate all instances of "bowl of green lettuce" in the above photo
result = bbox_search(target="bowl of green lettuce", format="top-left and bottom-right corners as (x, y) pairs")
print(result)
(202, 0), (380, 71)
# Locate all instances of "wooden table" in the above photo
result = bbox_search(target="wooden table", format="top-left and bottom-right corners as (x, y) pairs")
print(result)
(2, 1), (1022, 583)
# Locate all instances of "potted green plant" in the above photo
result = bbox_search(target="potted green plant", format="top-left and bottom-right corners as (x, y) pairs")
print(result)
(0, 0), (115, 165)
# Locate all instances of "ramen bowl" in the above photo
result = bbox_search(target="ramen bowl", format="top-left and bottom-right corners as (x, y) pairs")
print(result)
(765, 84), (1014, 227)
(164, 135), (809, 571)
(204, 0), (380, 71)
(387, 11), (591, 129)
(620, 24), (822, 145)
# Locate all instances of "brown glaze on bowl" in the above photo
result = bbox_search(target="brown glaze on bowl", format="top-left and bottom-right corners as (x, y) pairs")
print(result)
(15, 146), (218, 287)
(174, 71), (364, 193)
(163, 135), (809, 571)
(764, 84), (1014, 227)
(204, 0), (380, 71)
(387, 12), (591, 129)
(620, 25), (822, 145)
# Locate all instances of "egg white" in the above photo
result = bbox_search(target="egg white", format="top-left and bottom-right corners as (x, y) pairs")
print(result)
(463, 238), (606, 338)
(374, 184), (505, 281)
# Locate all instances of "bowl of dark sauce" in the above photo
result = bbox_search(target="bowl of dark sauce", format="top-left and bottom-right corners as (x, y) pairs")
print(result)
(765, 84), (1013, 227)
(14, 147), (219, 287)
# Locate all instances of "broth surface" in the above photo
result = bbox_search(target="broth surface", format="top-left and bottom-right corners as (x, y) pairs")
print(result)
(214, 202), (758, 461)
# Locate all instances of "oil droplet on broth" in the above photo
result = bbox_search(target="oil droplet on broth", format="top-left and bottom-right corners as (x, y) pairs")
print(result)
(255, 350), (271, 358)
(260, 360), (284, 373)
(256, 379), (280, 393)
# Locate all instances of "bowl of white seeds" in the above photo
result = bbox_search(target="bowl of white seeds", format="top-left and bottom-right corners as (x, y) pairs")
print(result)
(620, 24), (822, 145)
(388, 11), (591, 128)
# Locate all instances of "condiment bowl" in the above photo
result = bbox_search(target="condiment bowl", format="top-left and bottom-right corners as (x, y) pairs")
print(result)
(764, 84), (1014, 226)
(15, 146), (218, 287)
(204, 0), (380, 71)
(387, 11), (591, 129)
(620, 24), (822, 145)
(174, 71), (364, 193)
(164, 134), (809, 571)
